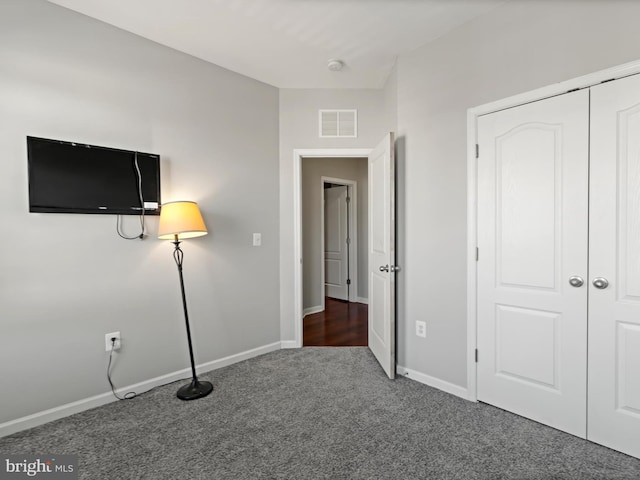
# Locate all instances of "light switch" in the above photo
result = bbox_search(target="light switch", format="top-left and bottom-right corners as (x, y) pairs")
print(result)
(253, 233), (262, 246)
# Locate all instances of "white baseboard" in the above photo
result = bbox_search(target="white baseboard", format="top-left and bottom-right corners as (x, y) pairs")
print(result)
(397, 365), (469, 400)
(197, 342), (281, 372)
(280, 340), (300, 349)
(0, 341), (282, 438)
(356, 297), (368, 305)
(303, 305), (323, 317)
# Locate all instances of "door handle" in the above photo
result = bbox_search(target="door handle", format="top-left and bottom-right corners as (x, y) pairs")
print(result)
(592, 277), (609, 289)
(379, 265), (400, 273)
(568, 276), (584, 287)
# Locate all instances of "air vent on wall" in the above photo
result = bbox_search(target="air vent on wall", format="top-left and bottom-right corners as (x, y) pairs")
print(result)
(319, 109), (357, 138)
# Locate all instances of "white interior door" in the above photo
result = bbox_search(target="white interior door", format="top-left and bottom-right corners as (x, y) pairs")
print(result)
(368, 132), (396, 379)
(588, 74), (640, 458)
(476, 90), (589, 437)
(324, 185), (349, 301)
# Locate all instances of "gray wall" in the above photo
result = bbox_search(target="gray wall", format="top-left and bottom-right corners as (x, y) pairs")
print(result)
(395, 0), (640, 388)
(383, 65), (398, 134)
(279, 88), (393, 341)
(0, 0), (280, 425)
(301, 157), (368, 309)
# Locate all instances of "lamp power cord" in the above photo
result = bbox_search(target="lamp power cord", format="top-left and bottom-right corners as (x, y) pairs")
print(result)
(107, 338), (137, 400)
(106, 338), (193, 401)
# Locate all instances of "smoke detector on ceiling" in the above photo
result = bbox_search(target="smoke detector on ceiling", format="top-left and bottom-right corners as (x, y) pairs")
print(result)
(327, 59), (344, 72)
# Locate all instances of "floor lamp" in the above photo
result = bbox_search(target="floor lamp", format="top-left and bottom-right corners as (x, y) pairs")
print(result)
(158, 201), (214, 401)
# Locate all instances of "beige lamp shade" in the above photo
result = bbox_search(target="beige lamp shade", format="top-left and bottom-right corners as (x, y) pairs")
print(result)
(158, 201), (208, 240)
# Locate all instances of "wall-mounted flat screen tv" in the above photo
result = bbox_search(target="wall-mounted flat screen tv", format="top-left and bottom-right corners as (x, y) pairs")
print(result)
(27, 136), (161, 215)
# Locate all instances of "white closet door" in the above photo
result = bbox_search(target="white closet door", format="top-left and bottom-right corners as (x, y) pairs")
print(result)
(589, 74), (640, 458)
(477, 90), (589, 437)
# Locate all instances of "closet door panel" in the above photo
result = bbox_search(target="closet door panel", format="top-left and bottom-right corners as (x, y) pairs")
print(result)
(477, 90), (589, 437)
(589, 73), (640, 459)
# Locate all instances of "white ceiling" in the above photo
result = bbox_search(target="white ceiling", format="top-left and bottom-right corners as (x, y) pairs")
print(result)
(47, 0), (508, 89)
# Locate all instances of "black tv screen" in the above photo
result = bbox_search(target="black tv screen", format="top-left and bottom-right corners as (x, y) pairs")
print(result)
(27, 136), (161, 215)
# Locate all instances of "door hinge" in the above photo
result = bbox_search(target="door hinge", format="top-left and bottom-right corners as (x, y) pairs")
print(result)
(475, 144), (479, 159)
(346, 196), (351, 204)
(346, 237), (351, 245)
(346, 279), (351, 285)
(476, 247), (479, 261)
(475, 349), (479, 363)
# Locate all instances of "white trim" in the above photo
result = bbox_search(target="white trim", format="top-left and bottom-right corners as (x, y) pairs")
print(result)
(357, 297), (369, 305)
(303, 305), (324, 317)
(0, 341), (281, 438)
(471, 59), (640, 119)
(466, 110), (478, 403)
(397, 365), (468, 400)
(466, 58), (640, 404)
(293, 148), (372, 349)
(280, 340), (299, 349)
(321, 176), (359, 305)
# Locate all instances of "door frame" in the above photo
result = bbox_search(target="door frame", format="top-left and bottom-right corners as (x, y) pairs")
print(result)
(320, 177), (359, 309)
(466, 59), (640, 402)
(293, 148), (372, 348)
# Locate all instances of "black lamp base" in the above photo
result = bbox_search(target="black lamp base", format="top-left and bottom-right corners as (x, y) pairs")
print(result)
(177, 378), (213, 401)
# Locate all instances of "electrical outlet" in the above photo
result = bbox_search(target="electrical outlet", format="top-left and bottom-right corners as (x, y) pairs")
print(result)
(415, 321), (426, 338)
(105, 331), (121, 352)
(253, 233), (262, 246)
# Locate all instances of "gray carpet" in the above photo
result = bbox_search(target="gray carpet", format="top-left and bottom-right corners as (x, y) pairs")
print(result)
(2, 347), (640, 479)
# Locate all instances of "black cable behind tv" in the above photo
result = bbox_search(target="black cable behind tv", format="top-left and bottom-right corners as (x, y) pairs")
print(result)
(27, 136), (161, 215)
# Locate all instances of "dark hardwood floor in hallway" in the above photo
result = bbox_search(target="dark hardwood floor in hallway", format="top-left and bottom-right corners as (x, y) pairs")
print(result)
(303, 297), (368, 346)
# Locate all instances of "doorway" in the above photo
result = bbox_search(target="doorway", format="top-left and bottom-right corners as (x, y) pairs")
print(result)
(323, 182), (353, 303)
(292, 134), (397, 378)
(300, 157), (368, 346)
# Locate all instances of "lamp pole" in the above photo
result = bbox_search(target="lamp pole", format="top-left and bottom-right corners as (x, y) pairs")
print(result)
(171, 235), (213, 400)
